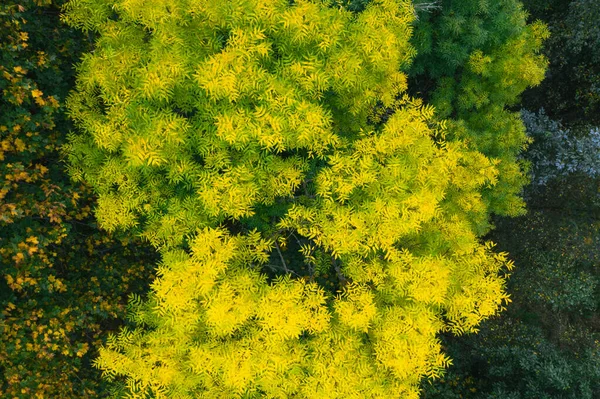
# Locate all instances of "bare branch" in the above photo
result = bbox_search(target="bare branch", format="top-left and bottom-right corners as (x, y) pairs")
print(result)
(413, 1), (441, 20)
(289, 231), (305, 248)
(265, 264), (301, 277)
(274, 240), (290, 274)
(291, 232), (316, 281)
(333, 258), (349, 287)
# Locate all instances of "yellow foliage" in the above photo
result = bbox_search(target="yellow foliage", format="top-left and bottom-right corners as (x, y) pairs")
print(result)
(63, 0), (519, 397)
(334, 282), (377, 332)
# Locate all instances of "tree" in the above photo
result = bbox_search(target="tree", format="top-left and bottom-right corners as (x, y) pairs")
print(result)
(520, 109), (600, 188)
(417, 1), (600, 395)
(334, 0), (549, 234)
(421, 206), (600, 399)
(60, 0), (546, 397)
(520, 0), (600, 126)
(0, 1), (157, 397)
(406, 0), (548, 234)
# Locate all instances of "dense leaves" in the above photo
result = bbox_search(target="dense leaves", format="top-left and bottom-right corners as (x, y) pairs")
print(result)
(0, 1), (157, 397)
(407, 0), (548, 231)
(352, 0), (548, 234)
(57, 0), (549, 397)
(521, 0), (600, 126)
(419, 1), (600, 397)
(7, 0), (597, 398)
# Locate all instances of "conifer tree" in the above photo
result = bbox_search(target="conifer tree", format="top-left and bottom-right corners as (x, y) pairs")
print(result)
(60, 0), (544, 397)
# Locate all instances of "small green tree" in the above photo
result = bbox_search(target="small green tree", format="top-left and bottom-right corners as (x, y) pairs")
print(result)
(60, 0), (545, 397)
(339, 0), (549, 234)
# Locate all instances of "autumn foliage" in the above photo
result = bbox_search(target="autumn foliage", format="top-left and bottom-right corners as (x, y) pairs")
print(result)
(0, 2), (157, 397)
(0, 0), (552, 397)
(57, 0), (547, 398)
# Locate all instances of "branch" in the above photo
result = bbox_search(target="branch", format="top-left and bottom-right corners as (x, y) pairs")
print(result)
(289, 231), (305, 248)
(290, 231), (316, 281)
(332, 258), (349, 287)
(274, 240), (290, 274)
(413, 1), (441, 20)
(265, 264), (301, 278)
(414, 1), (441, 11)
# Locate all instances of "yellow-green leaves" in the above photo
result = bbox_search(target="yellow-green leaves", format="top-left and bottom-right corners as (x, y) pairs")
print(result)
(334, 282), (377, 332)
(372, 304), (447, 382)
(64, 0), (420, 237)
(387, 254), (451, 305)
(257, 276), (330, 340)
(203, 269), (263, 337)
(151, 230), (237, 321)
(64, 0), (523, 397)
(280, 97), (455, 258)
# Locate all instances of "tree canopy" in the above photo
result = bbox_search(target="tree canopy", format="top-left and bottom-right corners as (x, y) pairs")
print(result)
(0, 1), (157, 397)
(58, 0), (547, 397)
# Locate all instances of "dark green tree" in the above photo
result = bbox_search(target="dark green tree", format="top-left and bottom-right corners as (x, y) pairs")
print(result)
(520, 0), (600, 126)
(0, 2), (157, 397)
(421, 196), (600, 399)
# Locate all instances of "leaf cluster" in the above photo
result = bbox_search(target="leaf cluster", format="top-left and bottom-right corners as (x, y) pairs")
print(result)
(57, 0), (538, 397)
(0, 2), (158, 397)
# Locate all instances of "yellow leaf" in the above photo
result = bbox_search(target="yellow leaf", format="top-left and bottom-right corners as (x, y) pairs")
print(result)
(14, 138), (26, 152)
(31, 89), (43, 98)
(48, 95), (59, 108)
